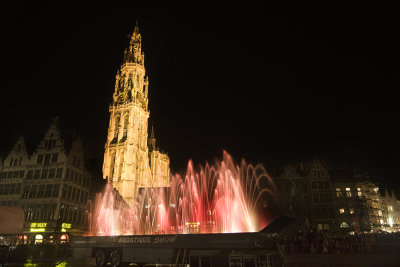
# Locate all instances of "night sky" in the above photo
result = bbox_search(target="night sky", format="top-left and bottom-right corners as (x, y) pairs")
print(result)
(1, 3), (399, 191)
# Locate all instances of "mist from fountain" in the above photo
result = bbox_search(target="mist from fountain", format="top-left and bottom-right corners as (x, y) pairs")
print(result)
(88, 151), (279, 236)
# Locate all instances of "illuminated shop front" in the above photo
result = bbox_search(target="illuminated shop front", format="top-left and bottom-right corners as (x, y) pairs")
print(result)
(22, 222), (73, 244)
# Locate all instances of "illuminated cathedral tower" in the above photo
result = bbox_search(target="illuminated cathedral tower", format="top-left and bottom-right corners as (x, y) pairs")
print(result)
(103, 23), (170, 205)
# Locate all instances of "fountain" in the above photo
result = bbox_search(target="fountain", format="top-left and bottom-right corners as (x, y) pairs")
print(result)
(88, 151), (279, 236)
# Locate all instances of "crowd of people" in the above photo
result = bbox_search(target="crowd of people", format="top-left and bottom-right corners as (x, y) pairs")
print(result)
(276, 229), (400, 255)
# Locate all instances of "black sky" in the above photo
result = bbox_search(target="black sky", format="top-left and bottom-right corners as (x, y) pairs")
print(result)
(1, 3), (399, 190)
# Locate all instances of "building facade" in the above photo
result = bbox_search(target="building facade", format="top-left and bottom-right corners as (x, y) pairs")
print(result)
(0, 118), (93, 244)
(276, 160), (335, 232)
(275, 160), (399, 234)
(102, 23), (170, 205)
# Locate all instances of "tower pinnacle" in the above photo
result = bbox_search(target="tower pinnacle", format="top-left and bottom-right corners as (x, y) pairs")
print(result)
(133, 20), (140, 38)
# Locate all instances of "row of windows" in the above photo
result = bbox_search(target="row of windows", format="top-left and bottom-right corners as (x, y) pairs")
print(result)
(312, 170), (326, 178)
(37, 153), (58, 165)
(317, 223), (330, 230)
(26, 168), (63, 179)
(0, 183), (22, 195)
(59, 205), (87, 225)
(45, 139), (56, 150)
(311, 181), (330, 190)
(62, 185), (88, 204)
(339, 207), (355, 214)
(0, 170), (25, 179)
(336, 187), (362, 198)
(9, 157), (23, 166)
(25, 203), (57, 221)
(21, 184), (60, 199)
(313, 193), (332, 203)
(65, 169), (89, 187)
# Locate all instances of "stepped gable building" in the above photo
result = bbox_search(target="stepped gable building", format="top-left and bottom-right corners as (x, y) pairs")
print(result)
(276, 159), (336, 232)
(102, 22), (170, 205)
(0, 118), (93, 243)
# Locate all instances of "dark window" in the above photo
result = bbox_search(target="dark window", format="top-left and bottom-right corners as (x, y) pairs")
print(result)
(53, 184), (60, 197)
(34, 169), (41, 179)
(44, 154), (51, 165)
(45, 184), (53, 197)
(79, 190), (83, 203)
(67, 186), (72, 200)
(15, 183), (21, 194)
(0, 184), (3, 194)
(10, 183), (16, 194)
(22, 185), (30, 198)
(324, 181), (329, 189)
(4, 184), (10, 194)
(62, 185), (67, 199)
(70, 171), (75, 182)
(66, 169), (70, 180)
(38, 185), (45, 198)
(7, 172), (13, 179)
(29, 185), (37, 198)
(13, 171), (19, 178)
(79, 174), (83, 185)
(318, 182), (324, 189)
(72, 187), (76, 201)
(37, 154), (44, 164)
(19, 170), (25, 178)
(312, 181), (317, 189)
(9, 158), (13, 166)
(19, 157), (22, 165)
(52, 153), (58, 163)
(56, 168), (63, 178)
(41, 169), (48, 179)
(13, 159), (18, 166)
(26, 170), (33, 179)
(48, 169), (56, 178)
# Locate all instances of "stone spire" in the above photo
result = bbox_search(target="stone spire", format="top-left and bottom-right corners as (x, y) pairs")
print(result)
(132, 20), (140, 39)
(123, 20), (143, 64)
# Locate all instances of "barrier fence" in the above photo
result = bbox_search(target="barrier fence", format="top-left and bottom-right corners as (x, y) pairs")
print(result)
(279, 241), (400, 255)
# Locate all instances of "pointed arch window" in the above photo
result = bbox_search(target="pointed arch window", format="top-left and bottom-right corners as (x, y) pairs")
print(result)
(114, 116), (120, 139)
(110, 152), (116, 181)
(123, 116), (129, 138)
(118, 151), (124, 181)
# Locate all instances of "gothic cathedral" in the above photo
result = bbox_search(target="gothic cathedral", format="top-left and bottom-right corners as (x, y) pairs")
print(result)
(102, 23), (170, 205)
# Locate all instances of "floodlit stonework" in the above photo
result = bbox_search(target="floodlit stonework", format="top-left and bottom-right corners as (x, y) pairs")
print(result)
(102, 23), (170, 205)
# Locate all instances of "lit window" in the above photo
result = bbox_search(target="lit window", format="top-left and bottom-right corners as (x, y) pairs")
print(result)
(350, 208), (354, 214)
(318, 223), (323, 230)
(345, 188), (352, 197)
(357, 188), (362, 197)
(336, 188), (342, 197)
(324, 224), (329, 230)
(388, 206), (393, 212)
(379, 219), (384, 225)
(340, 222), (349, 228)
(339, 208), (345, 214)
(34, 234), (43, 244)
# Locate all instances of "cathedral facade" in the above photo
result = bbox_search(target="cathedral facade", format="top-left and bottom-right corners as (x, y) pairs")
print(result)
(102, 23), (170, 205)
